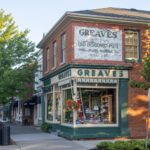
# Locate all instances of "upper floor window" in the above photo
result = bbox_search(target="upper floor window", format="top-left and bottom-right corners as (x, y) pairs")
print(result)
(124, 30), (140, 60)
(45, 47), (49, 72)
(52, 41), (56, 68)
(61, 33), (66, 63)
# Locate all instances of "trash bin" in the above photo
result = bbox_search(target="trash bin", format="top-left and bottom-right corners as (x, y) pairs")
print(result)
(0, 122), (10, 145)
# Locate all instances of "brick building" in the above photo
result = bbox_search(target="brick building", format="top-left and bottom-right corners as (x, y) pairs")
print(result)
(37, 7), (150, 139)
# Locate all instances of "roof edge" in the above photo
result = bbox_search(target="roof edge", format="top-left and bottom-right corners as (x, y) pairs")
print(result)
(37, 11), (149, 49)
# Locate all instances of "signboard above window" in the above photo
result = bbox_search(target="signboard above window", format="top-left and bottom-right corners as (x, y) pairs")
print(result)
(74, 26), (122, 61)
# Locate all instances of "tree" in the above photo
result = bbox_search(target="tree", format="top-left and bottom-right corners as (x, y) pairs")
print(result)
(142, 29), (150, 83)
(130, 28), (150, 89)
(0, 9), (37, 104)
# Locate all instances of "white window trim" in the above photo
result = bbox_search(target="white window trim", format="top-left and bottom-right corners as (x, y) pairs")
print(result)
(124, 30), (140, 61)
(61, 85), (119, 127)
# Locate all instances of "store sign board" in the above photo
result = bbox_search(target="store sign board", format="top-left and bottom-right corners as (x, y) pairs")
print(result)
(51, 69), (71, 84)
(74, 26), (122, 61)
(72, 69), (128, 78)
(50, 68), (128, 85)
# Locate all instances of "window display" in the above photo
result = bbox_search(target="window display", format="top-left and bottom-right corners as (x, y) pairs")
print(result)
(62, 87), (117, 125)
(77, 88), (116, 125)
(47, 93), (53, 121)
(62, 89), (73, 124)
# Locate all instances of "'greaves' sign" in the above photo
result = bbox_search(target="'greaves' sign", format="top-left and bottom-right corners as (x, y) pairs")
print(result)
(74, 26), (122, 61)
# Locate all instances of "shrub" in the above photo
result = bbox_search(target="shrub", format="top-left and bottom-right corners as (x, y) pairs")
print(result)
(96, 142), (114, 150)
(96, 140), (147, 150)
(41, 122), (52, 132)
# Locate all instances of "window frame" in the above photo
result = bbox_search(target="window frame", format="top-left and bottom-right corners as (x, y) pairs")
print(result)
(52, 41), (57, 68)
(124, 30), (140, 62)
(60, 32), (66, 64)
(45, 47), (49, 72)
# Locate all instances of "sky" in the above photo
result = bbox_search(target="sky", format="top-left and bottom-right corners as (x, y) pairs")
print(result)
(1, 0), (150, 47)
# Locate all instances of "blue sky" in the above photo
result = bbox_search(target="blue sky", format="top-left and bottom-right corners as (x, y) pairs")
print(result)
(1, 0), (150, 46)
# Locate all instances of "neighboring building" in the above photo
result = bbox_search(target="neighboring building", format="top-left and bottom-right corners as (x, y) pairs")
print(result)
(33, 50), (43, 125)
(37, 7), (150, 139)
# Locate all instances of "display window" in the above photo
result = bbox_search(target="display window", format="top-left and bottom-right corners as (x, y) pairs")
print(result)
(62, 89), (73, 124)
(62, 87), (117, 126)
(77, 88), (117, 125)
(54, 91), (61, 122)
(46, 93), (53, 121)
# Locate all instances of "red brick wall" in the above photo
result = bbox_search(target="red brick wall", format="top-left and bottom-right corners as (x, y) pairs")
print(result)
(42, 20), (149, 138)
(128, 27), (148, 138)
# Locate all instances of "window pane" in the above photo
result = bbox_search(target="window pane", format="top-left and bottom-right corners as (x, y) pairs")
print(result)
(61, 33), (66, 63)
(62, 89), (73, 124)
(47, 93), (53, 121)
(76, 88), (117, 124)
(45, 48), (49, 71)
(125, 31), (139, 60)
(52, 42), (56, 67)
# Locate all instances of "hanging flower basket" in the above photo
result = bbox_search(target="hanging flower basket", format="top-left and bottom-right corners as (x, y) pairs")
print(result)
(65, 100), (80, 111)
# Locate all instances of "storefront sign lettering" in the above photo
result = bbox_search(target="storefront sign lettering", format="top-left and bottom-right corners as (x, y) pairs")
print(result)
(50, 68), (128, 86)
(58, 70), (71, 80)
(74, 26), (122, 61)
(76, 69), (127, 78)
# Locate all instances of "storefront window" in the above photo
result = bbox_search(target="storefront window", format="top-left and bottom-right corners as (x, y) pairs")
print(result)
(62, 89), (73, 124)
(54, 85), (61, 122)
(76, 88), (117, 125)
(62, 87), (117, 125)
(47, 93), (53, 121)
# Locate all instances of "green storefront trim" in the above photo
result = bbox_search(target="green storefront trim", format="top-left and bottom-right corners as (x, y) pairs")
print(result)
(59, 126), (124, 140)
(41, 64), (132, 81)
(42, 65), (130, 139)
(57, 78), (130, 140)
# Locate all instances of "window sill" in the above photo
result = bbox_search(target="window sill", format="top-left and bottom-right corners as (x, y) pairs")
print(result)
(125, 58), (140, 63)
(60, 62), (65, 66)
(44, 70), (49, 74)
(51, 67), (56, 70)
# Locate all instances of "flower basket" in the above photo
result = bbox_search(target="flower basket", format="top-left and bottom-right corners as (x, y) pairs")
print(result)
(65, 100), (80, 111)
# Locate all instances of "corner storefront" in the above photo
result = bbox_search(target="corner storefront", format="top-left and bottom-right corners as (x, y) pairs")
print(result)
(43, 64), (130, 139)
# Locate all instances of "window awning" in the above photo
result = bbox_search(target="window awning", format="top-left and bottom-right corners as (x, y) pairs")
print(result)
(24, 96), (41, 106)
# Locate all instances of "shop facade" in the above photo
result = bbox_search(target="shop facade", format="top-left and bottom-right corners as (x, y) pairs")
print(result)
(43, 65), (130, 138)
(38, 7), (150, 139)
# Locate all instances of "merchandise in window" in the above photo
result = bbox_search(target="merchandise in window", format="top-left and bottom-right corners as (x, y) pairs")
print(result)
(62, 88), (117, 125)
(47, 93), (53, 121)
(62, 89), (73, 124)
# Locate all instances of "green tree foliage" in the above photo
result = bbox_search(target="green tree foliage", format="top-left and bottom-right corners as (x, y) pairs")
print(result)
(130, 29), (150, 89)
(142, 29), (150, 83)
(0, 9), (37, 104)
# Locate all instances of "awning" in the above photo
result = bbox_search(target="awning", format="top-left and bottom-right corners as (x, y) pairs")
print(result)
(24, 96), (41, 106)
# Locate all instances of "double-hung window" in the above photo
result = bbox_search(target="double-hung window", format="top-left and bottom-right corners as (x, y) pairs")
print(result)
(124, 30), (140, 61)
(61, 33), (66, 63)
(45, 47), (49, 72)
(52, 41), (57, 68)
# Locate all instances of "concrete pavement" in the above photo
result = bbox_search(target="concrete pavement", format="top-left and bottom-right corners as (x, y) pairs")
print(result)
(0, 123), (104, 150)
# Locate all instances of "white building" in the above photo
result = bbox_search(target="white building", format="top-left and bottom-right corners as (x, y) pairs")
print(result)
(34, 49), (43, 125)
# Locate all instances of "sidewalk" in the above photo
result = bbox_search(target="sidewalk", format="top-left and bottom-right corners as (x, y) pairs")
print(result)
(0, 123), (106, 150)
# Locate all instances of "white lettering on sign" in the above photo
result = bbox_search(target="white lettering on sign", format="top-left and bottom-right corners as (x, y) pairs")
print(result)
(72, 69), (128, 78)
(74, 26), (122, 61)
(50, 68), (128, 85)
